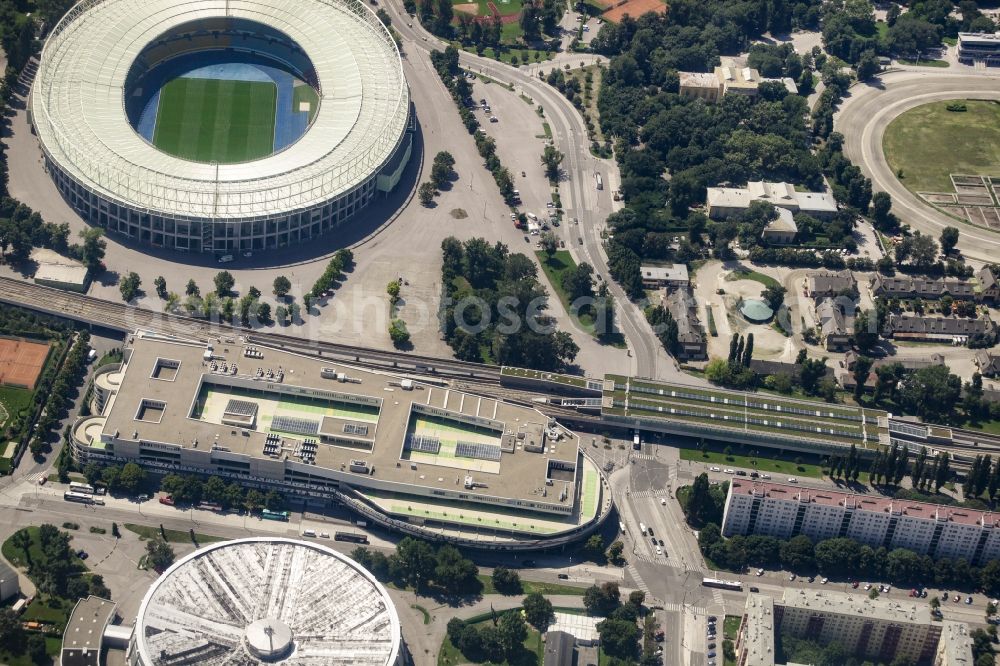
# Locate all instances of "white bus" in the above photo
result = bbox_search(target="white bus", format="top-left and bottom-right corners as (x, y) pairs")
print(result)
(702, 577), (743, 591)
(64, 491), (94, 504)
(68, 482), (94, 495)
(595, 172), (603, 190)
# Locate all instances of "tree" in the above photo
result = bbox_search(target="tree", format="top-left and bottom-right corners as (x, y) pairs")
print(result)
(584, 582), (621, 616)
(26, 631), (47, 662)
(742, 332), (754, 367)
(118, 462), (146, 494)
(685, 473), (714, 526)
(539, 231), (558, 258)
(899, 365), (962, 423)
(852, 355), (873, 401)
(597, 617), (641, 659)
(154, 276), (167, 299)
(491, 566), (522, 594)
(389, 319), (410, 347)
(584, 534), (605, 560)
(418, 181), (436, 205)
(273, 275), (292, 297)
(0, 607), (25, 653)
(541, 145), (564, 182)
(522, 592), (554, 631)
(762, 284), (787, 312)
(434, 545), (479, 594)
(940, 226), (960, 255)
(185, 279), (199, 296)
(780, 534), (815, 572)
(11, 529), (31, 567)
(497, 612), (528, 659)
(214, 271), (235, 296)
(79, 228), (107, 271)
(799, 357), (829, 395)
(119, 272), (141, 302)
(561, 262), (594, 303)
(856, 50), (880, 80)
(146, 538), (175, 570)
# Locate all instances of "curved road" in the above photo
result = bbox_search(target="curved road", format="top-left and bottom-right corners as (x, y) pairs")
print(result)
(384, 6), (677, 380)
(837, 68), (1000, 263)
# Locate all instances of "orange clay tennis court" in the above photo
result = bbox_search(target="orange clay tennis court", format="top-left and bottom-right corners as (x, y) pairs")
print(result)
(0, 338), (50, 390)
(602, 0), (666, 23)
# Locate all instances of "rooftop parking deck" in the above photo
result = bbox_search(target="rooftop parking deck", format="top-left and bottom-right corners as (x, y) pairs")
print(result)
(99, 333), (579, 515)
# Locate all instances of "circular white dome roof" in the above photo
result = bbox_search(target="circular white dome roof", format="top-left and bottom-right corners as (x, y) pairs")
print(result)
(133, 538), (400, 665)
(31, 0), (409, 220)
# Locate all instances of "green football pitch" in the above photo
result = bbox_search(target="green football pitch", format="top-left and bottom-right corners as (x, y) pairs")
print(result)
(152, 77), (277, 163)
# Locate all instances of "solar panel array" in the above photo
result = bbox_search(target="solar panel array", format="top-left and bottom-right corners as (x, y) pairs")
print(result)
(455, 441), (502, 461)
(271, 415), (320, 436)
(405, 434), (440, 454)
(224, 399), (258, 418)
(344, 423), (370, 436)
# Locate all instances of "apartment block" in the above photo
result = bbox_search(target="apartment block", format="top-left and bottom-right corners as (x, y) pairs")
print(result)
(736, 592), (972, 666)
(722, 480), (1000, 565)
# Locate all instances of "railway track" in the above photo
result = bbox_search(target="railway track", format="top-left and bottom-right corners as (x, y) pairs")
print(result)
(0, 276), (500, 381)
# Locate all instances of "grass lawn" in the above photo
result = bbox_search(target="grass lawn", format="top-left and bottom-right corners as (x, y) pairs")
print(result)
(438, 613), (543, 665)
(153, 77), (277, 163)
(725, 268), (779, 289)
(962, 419), (1000, 436)
(897, 58), (949, 67)
(477, 573), (587, 596)
(537, 250), (595, 328)
(723, 615), (741, 640)
(875, 21), (888, 40)
(884, 99), (1000, 193)
(124, 522), (226, 544)
(678, 445), (823, 479)
(0, 385), (33, 428)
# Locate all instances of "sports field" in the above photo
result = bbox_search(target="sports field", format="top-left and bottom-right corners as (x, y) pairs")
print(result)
(883, 99), (1000, 193)
(152, 78), (277, 163)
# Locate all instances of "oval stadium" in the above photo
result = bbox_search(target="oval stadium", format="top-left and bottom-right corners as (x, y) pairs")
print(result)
(128, 538), (402, 665)
(30, 0), (411, 254)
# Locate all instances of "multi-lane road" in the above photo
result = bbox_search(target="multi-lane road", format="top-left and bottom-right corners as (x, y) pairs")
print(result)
(838, 67), (1000, 263)
(381, 3), (678, 381)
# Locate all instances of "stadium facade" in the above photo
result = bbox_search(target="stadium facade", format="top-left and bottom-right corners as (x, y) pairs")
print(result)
(127, 538), (402, 665)
(30, 0), (411, 254)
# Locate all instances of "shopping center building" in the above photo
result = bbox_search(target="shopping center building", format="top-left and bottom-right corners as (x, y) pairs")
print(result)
(73, 332), (609, 549)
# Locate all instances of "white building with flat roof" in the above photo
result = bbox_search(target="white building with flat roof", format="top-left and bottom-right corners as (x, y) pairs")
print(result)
(640, 264), (689, 288)
(706, 181), (837, 220)
(958, 31), (1000, 63)
(736, 590), (972, 666)
(722, 479), (1000, 565)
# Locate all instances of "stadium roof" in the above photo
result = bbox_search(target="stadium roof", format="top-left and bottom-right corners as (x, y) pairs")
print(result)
(133, 538), (400, 665)
(32, 0), (408, 220)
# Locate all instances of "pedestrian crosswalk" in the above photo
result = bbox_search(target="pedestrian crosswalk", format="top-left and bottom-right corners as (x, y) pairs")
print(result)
(632, 453), (656, 461)
(23, 471), (45, 484)
(711, 589), (725, 606)
(626, 563), (652, 597)
(629, 489), (664, 499)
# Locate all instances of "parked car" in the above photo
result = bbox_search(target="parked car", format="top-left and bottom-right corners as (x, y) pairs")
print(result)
(735, 470), (747, 476)
(756, 568), (764, 576)
(821, 578), (829, 584)
(789, 574), (797, 581)
(852, 581), (859, 588)
(709, 466), (721, 472)
(723, 469), (735, 474)
(760, 473), (772, 479)
(76, 550), (88, 560)
(749, 586), (760, 593)
(966, 596), (974, 605)
(787, 477), (798, 483)
(557, 573), (570, 580)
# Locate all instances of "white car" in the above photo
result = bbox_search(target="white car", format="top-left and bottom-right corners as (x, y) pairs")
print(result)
(656, 546), (662, 556)
(821, 577), (829, 584)
(723, 469), (735, 474)
(709, 466), (721, 472)
(787, 477), (798, 483)
(864, 583), (873, 590)
(760, 473), (772, 479)
(660, 498), (667, 506)
(757, 569), (764, 576)
(489, 116), (499, 123)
